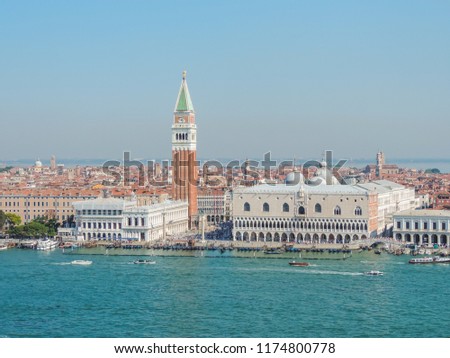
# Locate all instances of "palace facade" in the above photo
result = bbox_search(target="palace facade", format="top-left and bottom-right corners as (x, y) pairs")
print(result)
(71, 192), (188, 242)
(232, 170), (419, 243)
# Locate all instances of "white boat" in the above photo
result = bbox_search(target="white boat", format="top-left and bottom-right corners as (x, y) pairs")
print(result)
(409, 256), (450, 264)
(71, 260), (92, 265)
(365, 270), (384, 276)
(36, 240), (58, 251)
(0, 244), (8, 251)
(133, 259), (156, 265)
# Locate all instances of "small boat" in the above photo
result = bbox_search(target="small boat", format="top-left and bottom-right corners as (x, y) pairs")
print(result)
(289, 261), (309, 267)
(133, 259), (156, 265)
(409, 256), (450, 264)
(0, 244), (8, 251)
(374, 250), (381, 255)
(71, 260), (92, 265)
(264, 249), (282, 254)
(364, 270), (384, 276)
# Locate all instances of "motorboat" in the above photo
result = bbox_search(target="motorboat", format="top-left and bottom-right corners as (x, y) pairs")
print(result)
(364, 270), (384, 276)
(133, 259), (156, 265)
(71, 260), (92, 265)
(288, 261), (309, 267)
(36, 240), (58, 251)
(409, 256), (450, 264)
(0, 244), (8, 251)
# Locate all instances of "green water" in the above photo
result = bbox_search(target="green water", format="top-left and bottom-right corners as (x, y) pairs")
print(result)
(0, 249), (448, 338)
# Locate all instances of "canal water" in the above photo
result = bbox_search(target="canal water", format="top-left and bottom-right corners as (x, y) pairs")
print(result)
(0, 249), (448, 338)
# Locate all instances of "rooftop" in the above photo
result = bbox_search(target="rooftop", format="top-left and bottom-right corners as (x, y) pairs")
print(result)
(394, 209), (450, 218)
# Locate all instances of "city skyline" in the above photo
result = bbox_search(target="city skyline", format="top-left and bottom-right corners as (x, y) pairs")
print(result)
(1, 0), (450, 161)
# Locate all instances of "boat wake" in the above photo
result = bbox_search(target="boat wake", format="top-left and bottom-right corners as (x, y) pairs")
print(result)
(51, 262), (72, 266)
(360, 260), (377, 264)
(299, 269), (364, 276)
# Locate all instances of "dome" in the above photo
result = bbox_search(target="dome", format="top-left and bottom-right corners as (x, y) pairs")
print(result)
(308, 176), (327, 186)
(285, 171), (304, 185)
(35, 159), (42, 167)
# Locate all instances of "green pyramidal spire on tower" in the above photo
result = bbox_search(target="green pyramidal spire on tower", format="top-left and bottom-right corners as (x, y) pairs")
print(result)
(175, 70), (195, 112)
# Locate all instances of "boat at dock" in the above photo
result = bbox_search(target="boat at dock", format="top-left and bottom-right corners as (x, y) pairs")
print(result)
(18, 241), (38, 249)
(409, 256), (450, 264)
(364, 270), (384, 276)
(133, 259), (156, 265)
(36, 240), (59, 251)
(71, 260), (92, 265)
(288, 261), (309, 267)
(264, 249), (282, 254)
(0, 244), (8, 251)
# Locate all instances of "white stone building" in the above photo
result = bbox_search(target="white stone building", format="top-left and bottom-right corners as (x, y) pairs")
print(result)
(122, 201), (188, 241)
(356, 180), (417, 234)
(73, 196), (136, 240)
(72, 194), (188, 242)
(197, 189), (232, 225)
(393, 209), (450, 246)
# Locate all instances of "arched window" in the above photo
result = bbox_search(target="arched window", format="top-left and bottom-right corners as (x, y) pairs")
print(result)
(355, 206), (362, 216)
(334, 206), (341, 215)
(244, 202), (250, 212)
(282, 203), (289, 212)
(315, 203), (322, 213)
(298, 206), (305, 215)
(263, 203), (270, 212)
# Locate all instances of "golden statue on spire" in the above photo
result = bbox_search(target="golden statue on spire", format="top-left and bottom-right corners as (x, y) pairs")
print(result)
(182, 70), (187, 80)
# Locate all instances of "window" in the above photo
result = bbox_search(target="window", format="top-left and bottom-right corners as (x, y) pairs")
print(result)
(334, 206), (341, 215)
(433, 222), (437, 230)
(298, 206), (305, 215)
(263, 203), (270, 212)
(315, 204), (322, 213)
(414, 222), (418, 230)
(282, 203), (289, 212)
(424, 222), (428, 230)
(244, 202), (250, 212)
(355, 206), (362, 216)
(397, 221), (401, 229)
(442, 223), (446, 231)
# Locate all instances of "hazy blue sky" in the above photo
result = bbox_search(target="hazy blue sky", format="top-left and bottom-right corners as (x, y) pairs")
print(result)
(1, 0), (449, 163)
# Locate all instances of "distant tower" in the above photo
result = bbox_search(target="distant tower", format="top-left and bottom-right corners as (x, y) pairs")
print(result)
(172, 71), (198, 226)
(376, 151), (385, 179)
(50, 155), (56, 170)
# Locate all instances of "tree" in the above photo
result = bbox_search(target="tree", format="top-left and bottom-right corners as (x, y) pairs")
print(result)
(8, 222), (49, 238)
(62, 215), (75, 228)
(0, 210), (7, 230)
(33, 216), (60, 235)
(5, 213), (21, 227)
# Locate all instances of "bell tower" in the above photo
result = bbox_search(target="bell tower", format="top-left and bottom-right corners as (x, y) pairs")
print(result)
(172, 71), (198, 226)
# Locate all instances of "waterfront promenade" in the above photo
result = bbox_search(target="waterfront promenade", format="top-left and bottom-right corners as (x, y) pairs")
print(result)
(4, 235), (449, 257)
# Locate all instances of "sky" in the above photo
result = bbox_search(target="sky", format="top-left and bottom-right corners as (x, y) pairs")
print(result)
(1, 0), (450, 164)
